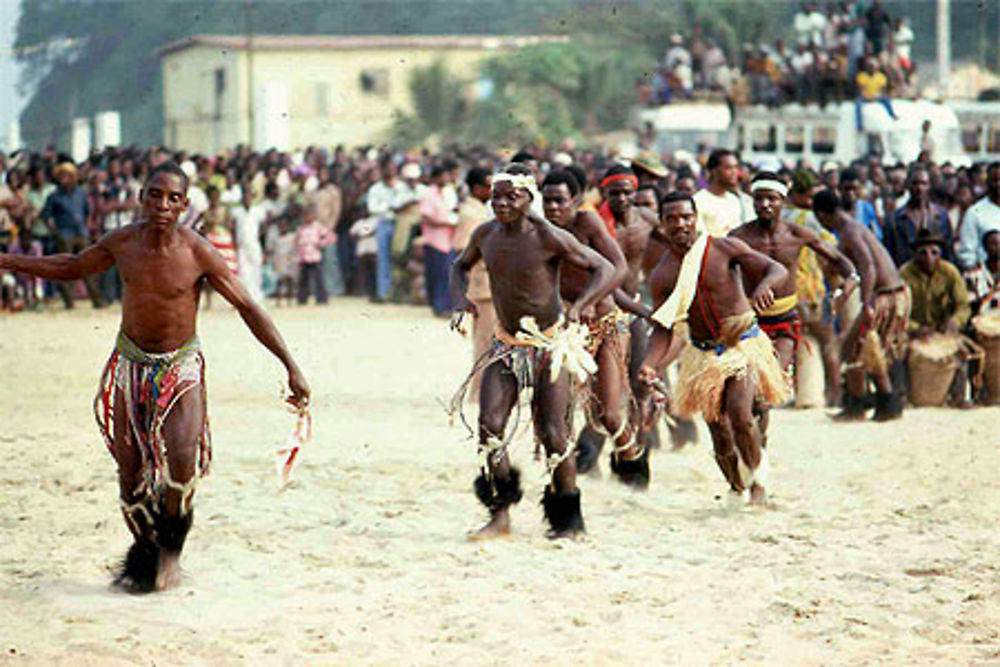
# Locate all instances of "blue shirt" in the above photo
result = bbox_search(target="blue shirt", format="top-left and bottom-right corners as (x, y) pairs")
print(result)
(41, 186), (90, 240)
(853, 200), (882, 242)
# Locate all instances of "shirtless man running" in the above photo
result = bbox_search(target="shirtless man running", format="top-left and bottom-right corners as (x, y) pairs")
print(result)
(540, 169), (649, 487)
(0, 163), (310, 592)
(812, 189), (910, 421)
(450, 165), (616, 539)
(730, 173), (857, 371)
(639, 192), (789, 505)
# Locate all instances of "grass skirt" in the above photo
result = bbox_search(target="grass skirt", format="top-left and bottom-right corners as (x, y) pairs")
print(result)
(674, 324), (789, 423)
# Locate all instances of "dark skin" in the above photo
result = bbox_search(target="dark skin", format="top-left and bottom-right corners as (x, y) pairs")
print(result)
(0, 171), (310, 589)
(542, 182), (637, 453)
(640, 199), (788, 503)
(604, 178), (658, 297)
(729, 188), (857, 370)
(450, 180), (615, 539)
(913, 243), (960, 339)
(814, 206), (905, 397)
(787, 185), (844, 406)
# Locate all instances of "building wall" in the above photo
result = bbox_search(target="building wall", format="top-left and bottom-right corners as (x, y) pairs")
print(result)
(163, 44), (493, 152)
(162, 45), (250, 153)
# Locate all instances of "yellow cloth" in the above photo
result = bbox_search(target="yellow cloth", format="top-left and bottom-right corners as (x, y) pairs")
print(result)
(651, 233), (710, 329)
(782, 205), (833, 307)
(758, 294), (798, 318)
(856, 71), (887, 99)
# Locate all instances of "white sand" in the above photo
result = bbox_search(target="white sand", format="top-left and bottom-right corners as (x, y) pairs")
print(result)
(1, 300), (999, 665)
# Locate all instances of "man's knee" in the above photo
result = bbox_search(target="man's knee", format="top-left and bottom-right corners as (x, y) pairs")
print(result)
(536, 419), (567, 452)
(727, 407), (756, 438)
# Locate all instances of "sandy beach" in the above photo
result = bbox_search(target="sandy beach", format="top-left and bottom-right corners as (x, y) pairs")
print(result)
(1, 299), (999, 665)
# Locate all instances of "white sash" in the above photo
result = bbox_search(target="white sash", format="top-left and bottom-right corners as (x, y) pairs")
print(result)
(651, 233), (710, 330)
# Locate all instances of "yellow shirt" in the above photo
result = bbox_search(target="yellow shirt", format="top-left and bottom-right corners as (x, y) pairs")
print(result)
(856, 71), (887, 100)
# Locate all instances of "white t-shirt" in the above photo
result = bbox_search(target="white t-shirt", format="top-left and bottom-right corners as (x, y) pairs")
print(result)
(693, 188), (753, 237)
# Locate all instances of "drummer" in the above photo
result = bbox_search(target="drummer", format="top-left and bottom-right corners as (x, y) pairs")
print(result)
(900, 228), (972, 406)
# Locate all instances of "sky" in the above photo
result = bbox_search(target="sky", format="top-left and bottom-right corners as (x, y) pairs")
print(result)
(0, 0), (26, 151)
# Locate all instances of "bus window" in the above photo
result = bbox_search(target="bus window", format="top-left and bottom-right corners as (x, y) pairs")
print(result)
(961, 124), (983, 153)
(785, 125), (804, 153)
(812, 126), (836, 154)
(751, 125), (776, 152)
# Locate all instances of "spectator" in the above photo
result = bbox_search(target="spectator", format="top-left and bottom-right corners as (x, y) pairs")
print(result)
(885, 165), (955, 266)
(839, 168), (882, 241)
(854, 56), (897, 131)
(39, 162), (104, 309)
(864, 0), (892, 55)
(900, 229), (972, 406)
(419, 166), (458, 318)
(294, 204), (336, 305)
(957, 162), (1000, 270)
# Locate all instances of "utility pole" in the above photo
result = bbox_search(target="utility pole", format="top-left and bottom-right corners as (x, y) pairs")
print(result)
(245, 0), (255, 148)
(936, 0), (951, 96)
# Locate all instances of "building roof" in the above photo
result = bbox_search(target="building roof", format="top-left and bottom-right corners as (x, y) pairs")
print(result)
(159, 34), (568, 57)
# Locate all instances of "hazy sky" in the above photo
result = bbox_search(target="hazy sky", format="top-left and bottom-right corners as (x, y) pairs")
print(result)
(0, 0), (26, 150)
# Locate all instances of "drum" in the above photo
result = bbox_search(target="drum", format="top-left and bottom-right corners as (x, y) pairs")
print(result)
(907, 334), (961, 407)
(794, 334), (825, 408)
(973, 313), (1000, 405)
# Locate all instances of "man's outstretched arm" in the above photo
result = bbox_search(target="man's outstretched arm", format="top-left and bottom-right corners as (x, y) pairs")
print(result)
(0, 238), (113, 280)
(198, 239), (311, 407)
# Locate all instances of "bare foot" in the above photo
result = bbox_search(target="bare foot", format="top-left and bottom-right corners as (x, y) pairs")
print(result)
(467, 509), (510, 542)
(155, 551), (183, 590)
(749, 483), (767, 505)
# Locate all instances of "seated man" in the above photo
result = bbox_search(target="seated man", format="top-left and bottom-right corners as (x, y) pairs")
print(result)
(854, 56), (897, 131)
(900, 229), (972, 407)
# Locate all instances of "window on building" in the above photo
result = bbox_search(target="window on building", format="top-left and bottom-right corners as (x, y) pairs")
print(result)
(213, 68), (225, 121)
(360, 69), (389, 96)
(315, 82), (330, 115)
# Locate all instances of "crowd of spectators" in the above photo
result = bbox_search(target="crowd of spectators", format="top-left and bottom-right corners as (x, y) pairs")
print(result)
(1, 139), (998, 406)
(638, 0), (917, 109)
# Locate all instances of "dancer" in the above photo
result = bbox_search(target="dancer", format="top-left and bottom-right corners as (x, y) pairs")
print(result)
(450, 165), (616, 539)
(729, 173), (857, 371)
(638, 192), (789, 505)
(813, 189), (910, 421)
(0, 163), (310, 592)
(540, 169), (648, 487)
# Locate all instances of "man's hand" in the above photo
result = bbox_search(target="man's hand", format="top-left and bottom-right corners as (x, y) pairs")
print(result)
(565, 303), (580, 323)
(750, 285), (775, 314)
(286, 366), (311, 409)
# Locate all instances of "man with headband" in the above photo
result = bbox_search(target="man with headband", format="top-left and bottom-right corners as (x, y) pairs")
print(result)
(450, 164), (617, 540)
(730, 173), (857, 440)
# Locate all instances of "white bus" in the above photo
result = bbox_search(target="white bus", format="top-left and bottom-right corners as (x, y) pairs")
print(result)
(731, 99), (970, 167)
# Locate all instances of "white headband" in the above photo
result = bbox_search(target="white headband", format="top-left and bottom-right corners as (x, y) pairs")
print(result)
(492, 172), (539, 200)
(750, 179), (788, 197)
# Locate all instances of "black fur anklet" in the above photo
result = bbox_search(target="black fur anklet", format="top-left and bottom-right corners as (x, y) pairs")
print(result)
(154, 510), (194, 553)
(113, 539), (159, 594)
(610, 446), (651, 489)
(541, 486), (585, 537)
(474, 467), (523, 513)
